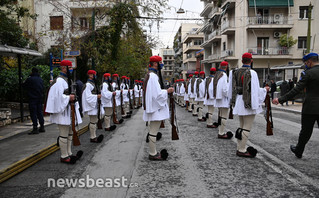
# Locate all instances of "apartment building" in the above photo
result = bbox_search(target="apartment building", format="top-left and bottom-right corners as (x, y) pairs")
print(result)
(34, 0), (116, 52)
(174, 23), (203, 79)
(200, 0), (319, 83)
(159, 48), (175, 81)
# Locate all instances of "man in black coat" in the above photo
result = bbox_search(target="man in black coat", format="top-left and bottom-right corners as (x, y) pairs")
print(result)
(23, 68), (45, 134)
(280, 80), (289, 106)
(270, 80), (276, 99)
(273, 53), (319, 159)
(288, 79), (295, 104)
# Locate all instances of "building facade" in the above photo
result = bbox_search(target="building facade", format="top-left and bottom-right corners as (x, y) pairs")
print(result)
(174, 23), (203, 79)
(34, 0), (116, 52)
(159, 48), (175, 82)
(200, 0), (319, 83)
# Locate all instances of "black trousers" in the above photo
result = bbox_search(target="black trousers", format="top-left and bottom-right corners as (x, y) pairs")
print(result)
(29, 100), (44, 128)
(296, 114), (319, 154)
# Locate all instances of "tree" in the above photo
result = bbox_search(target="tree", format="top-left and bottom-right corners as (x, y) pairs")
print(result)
(278, 34), (297, 48)
(0, 0), (36, 47)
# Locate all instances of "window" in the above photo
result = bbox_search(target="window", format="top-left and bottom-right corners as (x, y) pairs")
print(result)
(187, 53), (192, 58)
(298, 37), (307, 49)
(299, 6), (309, 19)
(257, 37), (269, 55)
(80, 17), (88, 29)
(194, 39), (203, 45)
(50, 16), (63, 30)
(164, 61), (167, 64)
(223, 42), (226, 51)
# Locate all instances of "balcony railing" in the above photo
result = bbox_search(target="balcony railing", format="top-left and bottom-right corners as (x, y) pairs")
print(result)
(221, 49), (234, 57)
(247, 16), (293, 26)
(221, 20), (234, 32)
(247, 47), (290, 55)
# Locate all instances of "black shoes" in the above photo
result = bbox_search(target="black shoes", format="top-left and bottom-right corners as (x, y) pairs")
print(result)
(28, 128), (39, 135)
(39, 126), (45, 133)
(290, 145), (302, 158)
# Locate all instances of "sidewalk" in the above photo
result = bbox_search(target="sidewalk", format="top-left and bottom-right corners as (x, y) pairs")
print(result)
(269, 101), (302, 114)
(0, 115), (89, 181)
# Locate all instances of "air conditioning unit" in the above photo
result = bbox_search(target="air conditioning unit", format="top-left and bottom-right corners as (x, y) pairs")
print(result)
(226, 50), (233, 56)
(274, 13), (283, 24)
(274, 31), (282, 38)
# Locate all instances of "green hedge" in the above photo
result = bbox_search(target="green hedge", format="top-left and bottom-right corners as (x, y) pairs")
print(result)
(0, 65), (59, 102)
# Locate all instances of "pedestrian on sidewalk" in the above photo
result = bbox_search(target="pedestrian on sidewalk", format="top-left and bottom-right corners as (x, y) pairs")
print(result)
(82, 70), (104, 143)
(289, 79), (295, 105)
(280, 80), (290, 106)
(270, 80), (276, 99)
(23, 67), (45, 134)
(228, 53), (269, 158)
(143, 55), (174, 160)
(45, 60), (83, 164)
(213, 61), (233, 139)
(273, 53), (319, 159)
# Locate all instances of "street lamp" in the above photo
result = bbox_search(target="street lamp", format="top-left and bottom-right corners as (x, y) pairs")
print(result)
(177, 8), (185, 14)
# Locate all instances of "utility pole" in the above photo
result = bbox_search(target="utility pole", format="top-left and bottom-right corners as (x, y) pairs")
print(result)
(306, 2), (312, 53)
(91, 8), (96, 70)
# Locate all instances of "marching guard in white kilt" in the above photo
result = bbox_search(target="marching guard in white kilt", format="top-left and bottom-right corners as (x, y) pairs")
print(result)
(213, 61), (233, 139)
(46, 60), (83, 164)
(143, 55), (174, 160)
(228, 53), (269, 157)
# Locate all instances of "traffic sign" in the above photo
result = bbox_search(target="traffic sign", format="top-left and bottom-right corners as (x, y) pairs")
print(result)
(52, 58), (61, 66)
(64, 57), (77, 69)
(64, 50), (81, 57)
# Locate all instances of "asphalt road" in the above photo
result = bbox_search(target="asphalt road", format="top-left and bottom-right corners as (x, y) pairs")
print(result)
(1, 106), (319, 198)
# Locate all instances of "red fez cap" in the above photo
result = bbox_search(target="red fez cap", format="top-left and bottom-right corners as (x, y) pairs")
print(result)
(121, 76), (126, 79)
(200, 71), (205, 75)
(127, 77), (130, 80)
(60, 60), (72, 66)
(150, 55), (162, 62)
(210, 67), (216, 72)
(104, 73), (111, 77)
(189, 74), (193, 77)
(87, 70), (96, 75)
(135, 80), (138, 82)
(242, 52), (252, 59)
(113, 74), (119, 77)
(194, 71), (199, 75)
(180, 79), (184, 82)
(220, 61), (228, 66)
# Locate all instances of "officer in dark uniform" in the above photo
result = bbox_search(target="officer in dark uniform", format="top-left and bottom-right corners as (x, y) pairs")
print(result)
(273, 53), (319, 158)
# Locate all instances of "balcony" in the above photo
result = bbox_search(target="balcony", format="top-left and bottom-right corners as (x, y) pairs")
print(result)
(208, 7), (222, 19)
(202, 54), (221, 63)
(183, 45), (203, 54)
(221, 20), (235, 35)
(247, 47), (293, 59)
(200, 3), (214, 17)
(247, 15), (293, 29)
(221, 49), (234, 58)
(69, 0), (115, 8)
(184, 57), (197, 63)
(221, 0), (236, 9)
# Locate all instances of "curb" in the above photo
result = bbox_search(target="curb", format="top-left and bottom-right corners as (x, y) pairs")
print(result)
(0, 125), (88, 183)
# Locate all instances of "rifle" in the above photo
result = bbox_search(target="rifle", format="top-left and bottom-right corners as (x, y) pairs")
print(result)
(133, 88), (136, 107)
(67, 67), (80, 146)
(94, 77), (103, 129)
(120, 89), (125, 115)
(229, 105), (233, 119)
(112, 94), (120, 124)
(170, 92), (179, 140)
(138, 86), (141, 107)
(264, 93), (274, 136)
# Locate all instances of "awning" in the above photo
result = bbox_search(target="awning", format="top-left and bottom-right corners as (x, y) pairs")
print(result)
(270, 64), (303, 70)
(249, 0), (294, 7)
(0, 45), (42, 57)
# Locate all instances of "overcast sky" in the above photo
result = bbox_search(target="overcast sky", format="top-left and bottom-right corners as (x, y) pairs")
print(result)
(147, 0), (203, 55)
